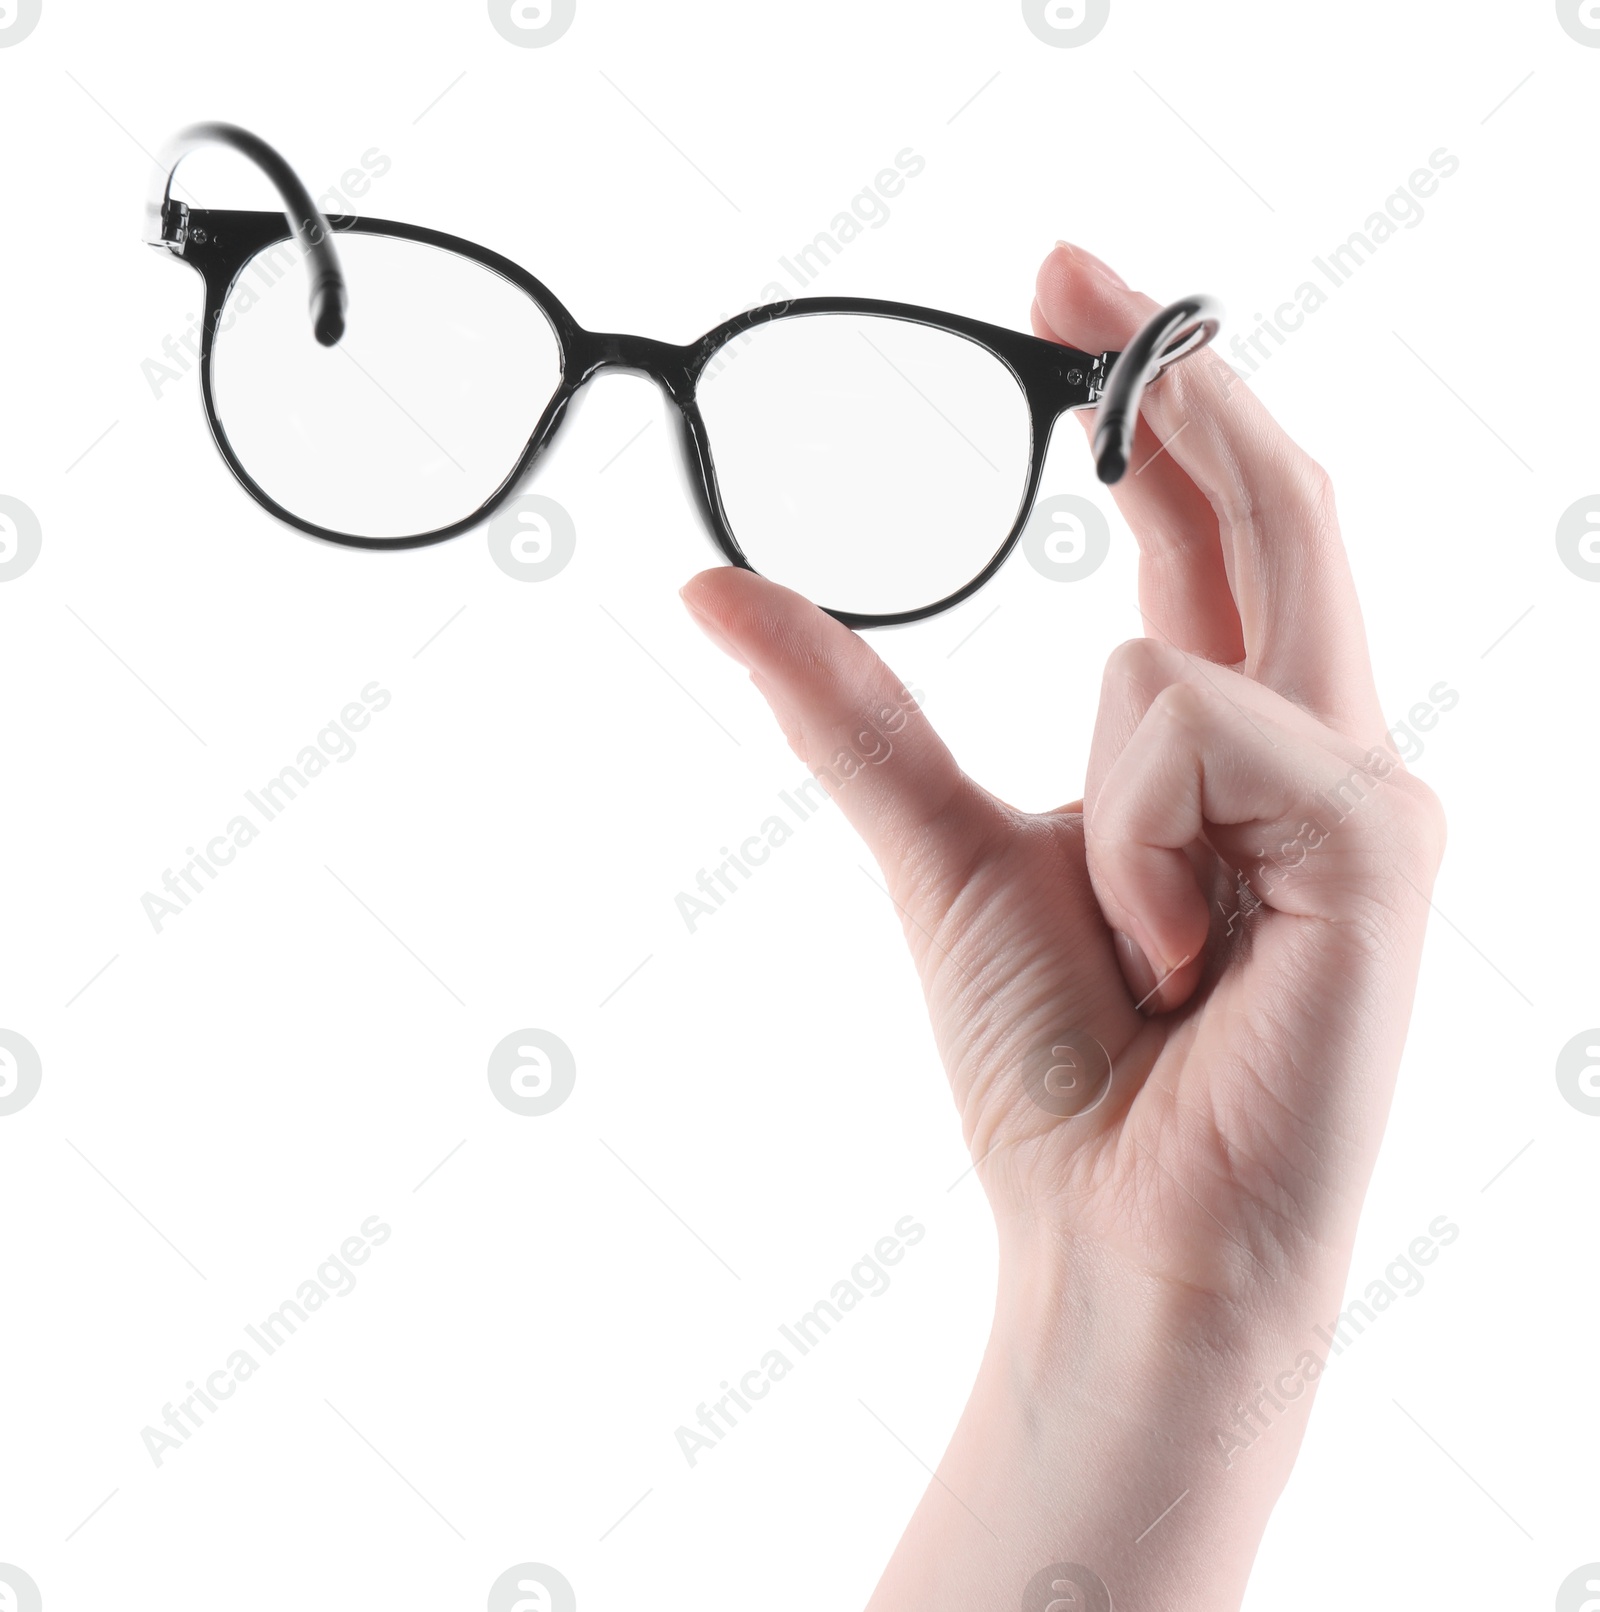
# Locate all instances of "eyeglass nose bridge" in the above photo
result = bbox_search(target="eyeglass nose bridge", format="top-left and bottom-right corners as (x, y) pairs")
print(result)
(569, 327), (699, 405)
(543, 324), (731, 553)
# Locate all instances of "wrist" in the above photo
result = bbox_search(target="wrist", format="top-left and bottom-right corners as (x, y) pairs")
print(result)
(983, 1235), (1328, 1608)
(867, 1224), (1355, 1610)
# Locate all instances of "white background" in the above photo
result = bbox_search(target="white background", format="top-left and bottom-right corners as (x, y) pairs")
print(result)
(0, 2), (1595, 1608)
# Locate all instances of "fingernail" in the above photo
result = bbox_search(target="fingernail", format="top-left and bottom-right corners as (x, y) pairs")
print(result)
(1056, 241), (1129, 290)
(680, 588), (750, 668)
(1112, 930), (1159, 1007)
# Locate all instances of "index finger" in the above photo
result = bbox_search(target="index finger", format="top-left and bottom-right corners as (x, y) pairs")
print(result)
(1037, 244), (1384, 741)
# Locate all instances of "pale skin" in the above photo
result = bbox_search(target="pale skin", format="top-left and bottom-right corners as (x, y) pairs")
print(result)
(680, 242), (1446, 1611)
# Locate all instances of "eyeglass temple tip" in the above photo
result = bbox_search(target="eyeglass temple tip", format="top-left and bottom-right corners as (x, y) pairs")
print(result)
(312, 278), (347, 347)
(1094, 440), (1128, 484)
(1092, 294), (1223, 486)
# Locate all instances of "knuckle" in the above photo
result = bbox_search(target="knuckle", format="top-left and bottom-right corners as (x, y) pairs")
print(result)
(1301, 454), (1334, 522)
(1217, 444), (1338, 538)
(1104, 636), (1162, 682)
(1387, 771), (1448, 868)
(1338, 764), (1448, 883)
(1147, 678), (1212, 730)
(1287, 450), (1339, 529)
(1300, 452), (1336, 501)
(1102, 636), (1189, 696)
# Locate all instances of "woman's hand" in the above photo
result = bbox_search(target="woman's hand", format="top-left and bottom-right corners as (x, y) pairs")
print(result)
(681, 242), (1445, 1612)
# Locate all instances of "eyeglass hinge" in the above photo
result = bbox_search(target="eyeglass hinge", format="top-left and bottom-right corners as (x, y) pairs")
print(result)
(1063, 352), (1113, 405)
(159, 198), (191, 253)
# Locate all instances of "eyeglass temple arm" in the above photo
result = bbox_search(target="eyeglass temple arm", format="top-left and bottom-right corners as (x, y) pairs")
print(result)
(145, 121), (347, 348)
(1092, 294), (1222, 484)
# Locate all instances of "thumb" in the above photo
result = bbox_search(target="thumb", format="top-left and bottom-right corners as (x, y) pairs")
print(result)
(680, 567), (1005, 929)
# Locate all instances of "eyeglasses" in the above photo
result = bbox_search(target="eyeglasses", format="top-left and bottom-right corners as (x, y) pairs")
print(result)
(146, 123), (1221, 628)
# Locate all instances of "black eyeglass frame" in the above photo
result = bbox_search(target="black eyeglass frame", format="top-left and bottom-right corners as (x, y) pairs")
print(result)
(148, 124), (1221, 629)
